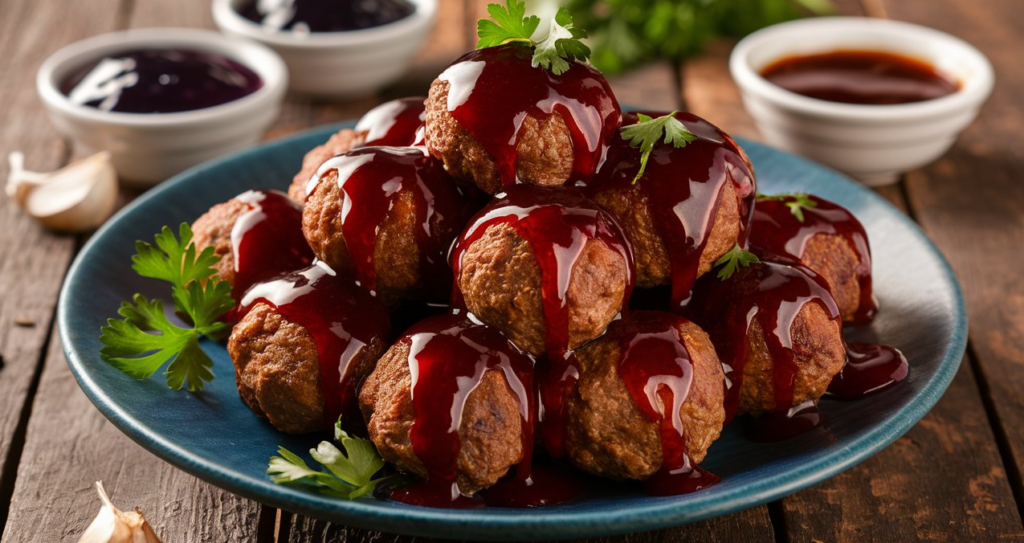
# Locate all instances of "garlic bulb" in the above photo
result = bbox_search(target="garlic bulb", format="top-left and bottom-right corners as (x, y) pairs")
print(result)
(77, 482), (162, 543)
(6, 151), (118, 233)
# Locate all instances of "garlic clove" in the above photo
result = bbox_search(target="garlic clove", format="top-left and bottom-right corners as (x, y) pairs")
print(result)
(78, 482), (162, 543)
(6, 151), (119, 233)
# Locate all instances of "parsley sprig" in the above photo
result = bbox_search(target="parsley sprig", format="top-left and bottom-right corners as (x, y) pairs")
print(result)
(99, 223), (234, 392)
(757, 192), (818, 222)
(476, 0), (591, 75)
(269, 420), (393, 499)
(714, 243), (760, 280)
(620, 111), (697, 184)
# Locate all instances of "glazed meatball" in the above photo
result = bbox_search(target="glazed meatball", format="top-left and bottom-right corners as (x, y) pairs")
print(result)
(191, 189), (311, 296)
(451, 185), (634, 357)
(359, 316), (532, 495)
(585, 112), (755, 305)
(690, 261), (845, 417)
(229, 263), (390, 434)
(749, 193), (875, 324)
(288, 129), (364, 204)
(302, 147), (473, 304)
(565, 312), (726, 481)
(425, 45), (621, 195)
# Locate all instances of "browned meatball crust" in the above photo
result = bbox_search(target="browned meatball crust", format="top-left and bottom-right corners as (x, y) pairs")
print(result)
(456, 222), (630, 357)
(288, 128), (364, 204)
(192, 197), (251, 287)
(425, 79), (574, 195)
(359, 340), (525, 494)
(565, 318), (726, 481)
(802, 233), (862, 323)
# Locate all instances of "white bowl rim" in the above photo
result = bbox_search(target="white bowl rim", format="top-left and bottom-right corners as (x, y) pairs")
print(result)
(729, 17), (995, 122)
(211, 0), (437, 49)
(37, 27), (288, 127)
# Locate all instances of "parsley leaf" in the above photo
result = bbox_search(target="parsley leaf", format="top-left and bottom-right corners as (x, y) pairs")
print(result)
(757, 192), (819, 223)
(99, 223), (233, 392)
(476, 1), (592, 75)
(714, 243), (760, 280)
(620, 111), (697, 184)
(269, 420), (393, 500)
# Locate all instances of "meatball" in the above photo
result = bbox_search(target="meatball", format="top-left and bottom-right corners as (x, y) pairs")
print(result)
(191, 189), (312, 297)
(689, 261), (844, 418)
(749, 193), (876, 324)
(451, 185), (634, 357)
(229, 263), (390, 434)
(565, 312), (725, 482)
(425, 45), (621, 195)
(359, 315), (533, 495)
(585, 112), (755, 307)
(302, 147), (473, 304)
(288, 129), (364, 204)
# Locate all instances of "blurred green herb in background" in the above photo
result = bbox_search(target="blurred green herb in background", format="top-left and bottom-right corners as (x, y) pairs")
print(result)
(566, 0), (835, 74)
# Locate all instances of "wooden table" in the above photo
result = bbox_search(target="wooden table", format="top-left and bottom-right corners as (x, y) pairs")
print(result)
(1, 0), (1023, 541)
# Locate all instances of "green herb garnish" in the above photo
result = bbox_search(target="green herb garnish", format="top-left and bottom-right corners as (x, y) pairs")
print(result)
(619, 111), (697, 184)
(269, 419), (393, 499)
(477, 0), (591, 75)
(99, 223), (234, 392)
(757, 192), (818, 222)
(714, 243), (760, 280)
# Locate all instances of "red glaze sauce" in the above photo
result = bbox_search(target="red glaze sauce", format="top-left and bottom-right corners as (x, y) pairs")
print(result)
(479, 460), (584, 508)
(229, 190), (314, 303)
(437, 45), (622, 187)
(308, 147), (472, 300)
(387, 315), (535, 507)
(761, 50), (959, 105)
(611, 312), (719, 496)
(829, 341), (909, 399)
(688, 261), (841, 424)
(450, 185), (634, 458)
(744, 400), (826, 443)
(239, 261), (390, 428)
(749, 193), (877, 324)
(585, 111), (756, 309)
(355, 97), (426, 147)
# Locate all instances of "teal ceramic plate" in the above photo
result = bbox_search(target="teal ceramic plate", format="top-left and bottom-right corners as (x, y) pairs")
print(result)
(59, 123), (966, 540)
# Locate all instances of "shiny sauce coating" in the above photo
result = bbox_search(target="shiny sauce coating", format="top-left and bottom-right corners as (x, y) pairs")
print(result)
(356, 97), (427, 147)
(237, 0), (414, 33)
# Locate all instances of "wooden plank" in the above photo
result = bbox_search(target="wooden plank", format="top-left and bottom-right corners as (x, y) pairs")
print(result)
(882, 0), (1024, 524)
(0, 0), (125, 534)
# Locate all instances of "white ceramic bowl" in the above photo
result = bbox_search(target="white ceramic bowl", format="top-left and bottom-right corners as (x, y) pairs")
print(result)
(37, 28), (287, 187)
(212, 0), (436, 98)
(730, 17), (994, 186)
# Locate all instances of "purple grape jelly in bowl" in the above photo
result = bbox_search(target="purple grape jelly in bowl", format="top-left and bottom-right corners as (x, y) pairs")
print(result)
(38, 28), (287, 186)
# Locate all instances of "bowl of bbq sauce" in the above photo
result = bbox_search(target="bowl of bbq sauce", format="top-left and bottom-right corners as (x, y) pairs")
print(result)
(730, 17), (993, 186)
(212, 0), (436, 98)
(38, 28), (287, 186)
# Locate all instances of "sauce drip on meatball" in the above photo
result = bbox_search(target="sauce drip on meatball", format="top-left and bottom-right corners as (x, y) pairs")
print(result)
(355, 97), (426, 147)
(239, 261), (390, 428)
(308, 147), (471, 299)
(436, 45), (621, 188)
(229, 189), (314, 302)
(612, 312), (720, 495)
(586, 111), (756, 309)
(749, 193), (877, 324)
(450, 185), (634, 458)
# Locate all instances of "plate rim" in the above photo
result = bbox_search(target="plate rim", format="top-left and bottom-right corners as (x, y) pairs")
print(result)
(58, 123), (968, 540)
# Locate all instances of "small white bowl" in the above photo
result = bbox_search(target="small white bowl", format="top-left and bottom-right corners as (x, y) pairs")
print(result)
(730, 17), (994, 186)
(212, 0), (436, 98)
(37, 28), (287, 187)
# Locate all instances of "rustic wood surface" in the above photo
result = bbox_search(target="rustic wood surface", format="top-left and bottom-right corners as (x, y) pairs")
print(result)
(0, 0), (1022, 541)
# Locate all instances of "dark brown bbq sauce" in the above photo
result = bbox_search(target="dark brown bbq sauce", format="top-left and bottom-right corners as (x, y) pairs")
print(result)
(355, 97), (426, 147)
(688, 262), (840, 439)
(308, 147), (473, 301)
(438, 45), (622, 187)
(239, 262), (390, 428)
(585, 111), (755, 309)
(611, 312), (719, 495)
(449, 185), (634, 458)
(229, 190), (314, 304)
(386, 315), (536, 508)
(761, 50), (959, 105)
(748, 194), (876, 324)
